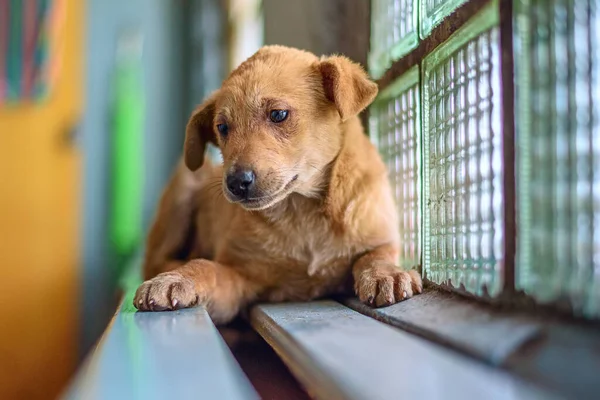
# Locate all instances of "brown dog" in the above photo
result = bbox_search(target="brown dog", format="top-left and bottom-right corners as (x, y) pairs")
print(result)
(133, 45), (422, 323)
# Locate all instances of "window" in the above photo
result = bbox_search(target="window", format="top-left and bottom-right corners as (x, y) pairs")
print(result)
(370, 66), (421, 270)
(370, 0), (419, 78)
(514, 0), (600, 316)
(421, 0), (470, 38)
(423, 5), (503, 297)
(370, 0), (600, 318)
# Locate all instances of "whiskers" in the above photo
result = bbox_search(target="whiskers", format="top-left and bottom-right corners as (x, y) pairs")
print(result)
(203, 177), (225, 202)
(305, 161), (330, 195)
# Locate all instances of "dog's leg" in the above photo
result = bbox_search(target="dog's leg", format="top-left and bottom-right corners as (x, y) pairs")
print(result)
(134, 259), (257, 324)
(142, 160), (201, 281)
(352, 244), (423, 307)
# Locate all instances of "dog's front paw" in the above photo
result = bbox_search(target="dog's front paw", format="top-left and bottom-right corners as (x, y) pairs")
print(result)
(134, 272), (199, 311)
(355, 265), (422, 307)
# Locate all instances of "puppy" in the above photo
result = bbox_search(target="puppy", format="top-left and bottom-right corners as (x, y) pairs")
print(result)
(134, 45), (422, 323)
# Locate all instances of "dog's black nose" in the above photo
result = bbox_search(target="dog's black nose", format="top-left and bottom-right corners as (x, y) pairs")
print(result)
(226, 168), (255, 199)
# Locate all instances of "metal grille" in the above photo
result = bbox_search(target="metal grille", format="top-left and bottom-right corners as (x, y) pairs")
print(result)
(515, 0), (600, 317)
(370, 0), (419, 79)
(420, 0), (470, 39)
(423, 6), (503, 296)
(370, 67), (421, 269)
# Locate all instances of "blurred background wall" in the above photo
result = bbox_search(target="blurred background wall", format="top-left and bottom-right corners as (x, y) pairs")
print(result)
(0, 1), (368, 398)
(0, 1), (84, 398)
(263, 0), (369, 66)
(81, 0), (187, 360)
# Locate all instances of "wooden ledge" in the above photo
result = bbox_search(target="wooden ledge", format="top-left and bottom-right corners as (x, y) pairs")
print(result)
(250, 300), (554, 400)
(63, 293), (258, 400)
(344, 290), (600, 399)
(343, 290), (543, 365)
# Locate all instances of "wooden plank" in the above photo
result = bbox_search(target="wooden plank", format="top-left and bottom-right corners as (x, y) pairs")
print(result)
(63, 293), (258, 400)
(343, 290), (542, 365)
(251, 300), (556, 400)
(344, 290), (600, 399)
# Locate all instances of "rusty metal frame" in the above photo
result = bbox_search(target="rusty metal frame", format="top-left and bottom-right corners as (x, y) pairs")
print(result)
(498, 0), (516, 296)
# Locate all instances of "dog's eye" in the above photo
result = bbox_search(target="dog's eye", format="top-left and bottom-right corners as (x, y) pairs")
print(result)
(216, 123), (229, 136)
(269, 110), (288, 123)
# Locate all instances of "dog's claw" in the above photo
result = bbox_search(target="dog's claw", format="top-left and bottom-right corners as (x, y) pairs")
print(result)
(133, 273), (199, 312)
(356, 266), (423, 307)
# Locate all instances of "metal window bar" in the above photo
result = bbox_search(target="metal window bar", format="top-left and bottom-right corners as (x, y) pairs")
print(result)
(370, 66), (422, 269)
(370, 0), (419, 79)
(515, 0), (600, 318)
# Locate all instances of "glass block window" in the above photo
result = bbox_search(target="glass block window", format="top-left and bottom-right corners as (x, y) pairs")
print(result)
(420, 0), (469, 39)
(370, 0), (419, 79)
(422, 5), (503, 297)
(515, 0), (600, 318)
(370, 67), (421, 269)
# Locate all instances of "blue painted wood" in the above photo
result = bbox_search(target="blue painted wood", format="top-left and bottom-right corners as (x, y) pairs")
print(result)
(63, 296), (258, 400)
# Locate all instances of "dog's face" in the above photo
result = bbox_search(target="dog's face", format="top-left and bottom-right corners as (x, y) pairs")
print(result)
(184, 46), (378, 210)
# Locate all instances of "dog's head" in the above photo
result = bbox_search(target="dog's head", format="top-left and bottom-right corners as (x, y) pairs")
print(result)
(184, 46), (378, 210)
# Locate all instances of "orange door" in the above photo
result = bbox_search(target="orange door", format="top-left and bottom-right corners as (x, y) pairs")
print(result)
(0, 0), (83, 398)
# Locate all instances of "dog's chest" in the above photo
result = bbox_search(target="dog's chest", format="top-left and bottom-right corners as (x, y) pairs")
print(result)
(263, 207), (359, 277)
(296, 230), (349, 276)
(252, 218), (356, 302)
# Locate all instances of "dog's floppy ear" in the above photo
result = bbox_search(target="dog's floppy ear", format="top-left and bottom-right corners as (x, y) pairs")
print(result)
(318, 55), (378, 121)
(184, 92), (219, 171)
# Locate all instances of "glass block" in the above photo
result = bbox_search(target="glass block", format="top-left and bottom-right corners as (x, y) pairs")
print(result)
(420, 0), (469, 39)
(422, 4), (503, 296)
(370, 66), (421, 269)
(515, 0), (600, 318)
(370, 0), (419, 79)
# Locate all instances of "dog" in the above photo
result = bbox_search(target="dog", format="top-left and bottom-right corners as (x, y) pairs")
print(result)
(133, 45), (422, 323)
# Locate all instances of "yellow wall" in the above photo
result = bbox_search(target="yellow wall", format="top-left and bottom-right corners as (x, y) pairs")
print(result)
(0, 0), (83, 398)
